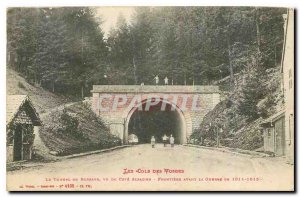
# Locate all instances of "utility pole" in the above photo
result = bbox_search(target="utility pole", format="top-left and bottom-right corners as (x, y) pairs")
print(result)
(215, 118), (222, 148)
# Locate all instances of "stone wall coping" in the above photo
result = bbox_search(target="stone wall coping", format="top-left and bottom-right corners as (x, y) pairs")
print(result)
(91, 85), (219, 93)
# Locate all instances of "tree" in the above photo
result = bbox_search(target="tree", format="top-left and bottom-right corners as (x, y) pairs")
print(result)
(7, 7), (108, 97)
(107, 14), (135, 84)
(237, 68), (265, 119)
(8, 7), (286, 99)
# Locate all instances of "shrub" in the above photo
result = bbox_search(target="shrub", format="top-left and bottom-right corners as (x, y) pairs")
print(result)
(58, 109), (84, 139)
(237, 69), (265, 120)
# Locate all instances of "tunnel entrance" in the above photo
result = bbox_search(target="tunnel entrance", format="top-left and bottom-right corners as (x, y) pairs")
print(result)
(127, 100), (185, 144)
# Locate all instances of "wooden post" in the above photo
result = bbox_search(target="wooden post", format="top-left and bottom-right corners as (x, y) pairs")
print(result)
(21, 127), (23, 160)
(216, 127), (219, 148)
(81, 86), (84, 99)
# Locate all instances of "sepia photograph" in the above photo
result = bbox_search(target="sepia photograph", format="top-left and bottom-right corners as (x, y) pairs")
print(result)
(5, 5), (294, 191)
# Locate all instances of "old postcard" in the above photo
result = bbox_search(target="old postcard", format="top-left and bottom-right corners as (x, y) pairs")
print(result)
(6, 6), (294, 191)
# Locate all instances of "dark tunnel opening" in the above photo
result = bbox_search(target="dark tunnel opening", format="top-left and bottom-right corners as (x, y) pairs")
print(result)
(128, 101), (185, 144)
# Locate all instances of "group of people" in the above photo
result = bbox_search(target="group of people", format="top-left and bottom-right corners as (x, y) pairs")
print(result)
(150, 134), (175, 148)
(154, 75), (169, 86)
(140, 75), (169, 86)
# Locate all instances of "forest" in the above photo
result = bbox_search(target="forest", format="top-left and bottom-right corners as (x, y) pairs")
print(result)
(7, 7), (285, 97)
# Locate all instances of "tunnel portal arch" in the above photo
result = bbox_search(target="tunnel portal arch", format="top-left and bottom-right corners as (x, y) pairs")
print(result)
(91, 85), (220, 145)
(122, 98), (192, 144)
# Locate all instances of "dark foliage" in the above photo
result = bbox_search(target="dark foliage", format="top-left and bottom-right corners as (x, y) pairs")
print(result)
(7, 7), (286, 94)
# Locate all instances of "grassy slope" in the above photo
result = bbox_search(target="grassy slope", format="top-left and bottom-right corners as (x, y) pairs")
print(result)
(7, 68), (70, 114)
(39, 102), (121, 156)
(7, 68), (120, 158)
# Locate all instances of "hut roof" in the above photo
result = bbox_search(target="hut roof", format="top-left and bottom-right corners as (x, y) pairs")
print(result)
(260, 110), (285, 127)
(6, 95), (42, 126)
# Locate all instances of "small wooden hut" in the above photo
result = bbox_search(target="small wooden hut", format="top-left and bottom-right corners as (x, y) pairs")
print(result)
(260, 111), (285, 156)
(6, 95), (41, 162)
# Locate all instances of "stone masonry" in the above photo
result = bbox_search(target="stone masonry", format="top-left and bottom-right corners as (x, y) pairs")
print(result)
(91, 85), (220, 144)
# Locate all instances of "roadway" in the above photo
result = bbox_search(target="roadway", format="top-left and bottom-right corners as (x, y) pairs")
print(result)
(7, 144), (293, 191)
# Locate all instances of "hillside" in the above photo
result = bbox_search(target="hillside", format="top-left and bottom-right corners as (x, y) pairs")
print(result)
(39, 102), (121, 156)
(7, 68), (72, 160)
(7, 68), (70, 114)
(7, 68), (120, 159)
(191, 67), (284, 151)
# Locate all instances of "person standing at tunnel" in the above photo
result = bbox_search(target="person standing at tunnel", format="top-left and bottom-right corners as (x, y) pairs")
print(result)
(151, 136), (156, 148)
(162, 134), (168, 147)
(164, 77), (168, 85)
(153, 75), (159, 85)
(170, 134), (175, 147)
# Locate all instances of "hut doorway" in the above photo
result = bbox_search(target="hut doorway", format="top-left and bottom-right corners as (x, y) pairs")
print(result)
(13, 125), (22, 161)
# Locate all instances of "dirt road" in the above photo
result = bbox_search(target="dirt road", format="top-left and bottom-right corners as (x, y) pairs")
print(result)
(7, 144), (294, 191)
